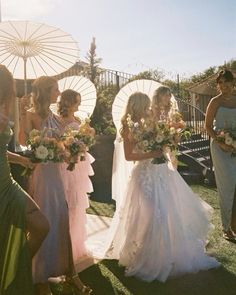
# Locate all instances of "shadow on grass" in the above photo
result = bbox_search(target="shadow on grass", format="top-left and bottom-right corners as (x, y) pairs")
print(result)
(78, 259), (236, 295)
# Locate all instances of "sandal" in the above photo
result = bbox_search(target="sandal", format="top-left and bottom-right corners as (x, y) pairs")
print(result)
(48, 276), (72, 294)
(223, 229), (236, 241)
(65, 275), (93, 294)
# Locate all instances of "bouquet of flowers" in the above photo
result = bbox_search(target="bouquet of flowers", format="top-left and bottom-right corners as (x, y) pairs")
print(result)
(127, 112), (190, 164)
(22, 128), (66, 176)
(61, 118), (96, 171)
(215, 129), (236, 156)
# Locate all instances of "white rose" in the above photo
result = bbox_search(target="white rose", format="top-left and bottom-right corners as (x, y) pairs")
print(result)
(155, 134), (164, 143)
(149, 139), (155, 146)
(142, 140), (149, 147)
(35, 145), (49, 160)
(225, 136), (233, 146)
(134, 122), (139, 128)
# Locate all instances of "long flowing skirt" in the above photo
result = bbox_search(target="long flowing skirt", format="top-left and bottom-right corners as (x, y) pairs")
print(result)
(30, 163), (72, 283)
(104, 160), (220, 282)
(60, 153), (94, 264)
(211, 140), (236, 230)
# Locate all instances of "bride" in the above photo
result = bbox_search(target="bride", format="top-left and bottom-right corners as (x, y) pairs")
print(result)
(98, 90), (220, 282)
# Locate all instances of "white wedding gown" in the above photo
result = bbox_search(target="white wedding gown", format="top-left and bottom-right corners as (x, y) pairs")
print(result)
(97, 158), (220, 282)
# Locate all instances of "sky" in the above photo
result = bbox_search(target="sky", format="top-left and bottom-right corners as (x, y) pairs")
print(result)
(2, 0), (236, 80)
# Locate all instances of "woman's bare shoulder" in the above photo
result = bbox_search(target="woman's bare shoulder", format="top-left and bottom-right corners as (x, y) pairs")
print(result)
(210, 94), (222, 103)
(208, 94), (222, 108)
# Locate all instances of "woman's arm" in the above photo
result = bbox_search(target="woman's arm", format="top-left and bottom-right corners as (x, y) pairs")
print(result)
(7, 151), (35, 169)
(123, 132), (162, 161)
(205, 98), (218, 140)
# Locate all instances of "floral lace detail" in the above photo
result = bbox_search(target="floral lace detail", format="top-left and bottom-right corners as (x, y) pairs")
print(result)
(136, 160), (153, 199)
(123, 240), (144, 274)
(136, 160), (168, 200)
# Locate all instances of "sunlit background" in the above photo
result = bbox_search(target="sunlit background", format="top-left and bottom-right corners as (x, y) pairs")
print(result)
(1, 0), (236, 79)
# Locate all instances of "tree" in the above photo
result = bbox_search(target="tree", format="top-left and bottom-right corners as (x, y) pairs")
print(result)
(189, 67), (217, 84)
(128, 69), (165, 83)
(219, 59), (236, 71)
(85, 37), (102, 85)
(163, 79), (191, 101)
(90, 84), (118, 135)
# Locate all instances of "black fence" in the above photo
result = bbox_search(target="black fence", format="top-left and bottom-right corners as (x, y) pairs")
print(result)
(98, 69), (133, 90)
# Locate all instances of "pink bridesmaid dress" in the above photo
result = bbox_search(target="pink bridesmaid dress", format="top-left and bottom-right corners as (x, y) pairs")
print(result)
(60, 121), (94, 265)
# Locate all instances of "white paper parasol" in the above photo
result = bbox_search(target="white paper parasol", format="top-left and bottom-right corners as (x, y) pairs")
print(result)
(112, 79), (178, 129)
(50, 75), (97, 119)
(0, 20), (79, 94)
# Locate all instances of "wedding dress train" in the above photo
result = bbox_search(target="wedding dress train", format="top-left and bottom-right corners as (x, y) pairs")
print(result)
(96, 158), (220, 282)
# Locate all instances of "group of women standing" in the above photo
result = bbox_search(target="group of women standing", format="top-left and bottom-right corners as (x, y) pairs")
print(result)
(0, 70), (93, 294)
(0, 64), (235, 294)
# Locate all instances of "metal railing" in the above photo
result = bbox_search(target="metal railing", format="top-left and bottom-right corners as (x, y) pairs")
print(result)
(175, 98), (213, 171)
(98, 69), (133, 90)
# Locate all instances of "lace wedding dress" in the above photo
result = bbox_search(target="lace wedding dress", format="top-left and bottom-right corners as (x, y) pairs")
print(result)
(100, 158), (220, 282)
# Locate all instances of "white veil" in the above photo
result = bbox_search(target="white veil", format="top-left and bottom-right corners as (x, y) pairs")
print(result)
(111, 79), (178, 210)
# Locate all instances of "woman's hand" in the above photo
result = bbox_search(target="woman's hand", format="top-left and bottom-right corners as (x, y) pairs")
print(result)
(19, 156), (36, 170)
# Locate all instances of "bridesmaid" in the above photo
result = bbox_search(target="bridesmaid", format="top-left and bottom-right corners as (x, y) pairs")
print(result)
(58, 89), (94, 266)
(205, 69), (236, 241)
(23, 77), (92, 295)
(0, 65), (49, 295)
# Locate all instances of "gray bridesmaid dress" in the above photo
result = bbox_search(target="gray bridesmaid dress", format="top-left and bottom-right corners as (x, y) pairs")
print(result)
(210, 106), (236, 231)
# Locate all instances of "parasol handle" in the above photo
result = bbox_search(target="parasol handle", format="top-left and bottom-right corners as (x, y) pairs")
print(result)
(14, 97), (20, 149)
(23, 56), (27, 95)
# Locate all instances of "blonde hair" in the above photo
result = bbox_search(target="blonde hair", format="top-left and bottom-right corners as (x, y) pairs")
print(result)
(120, 92), (150, 137)
(32, 76), (57, 118)
(58, 89), (81, 117)
(152, 86), (172, 113)
(0, 65), (15, 106)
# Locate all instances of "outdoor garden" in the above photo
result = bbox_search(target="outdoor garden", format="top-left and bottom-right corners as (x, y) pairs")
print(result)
(3, 23), (236, 295)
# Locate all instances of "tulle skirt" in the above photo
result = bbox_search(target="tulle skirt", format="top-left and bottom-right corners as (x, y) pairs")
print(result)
(104, 160), (220, 282)
(60, 153), (94, 264)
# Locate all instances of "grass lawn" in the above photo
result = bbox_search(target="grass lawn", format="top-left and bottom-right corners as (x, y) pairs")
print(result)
(53, 185), (236, 295)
